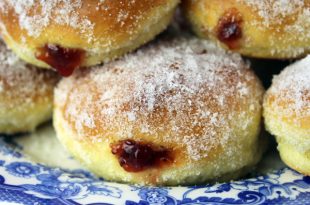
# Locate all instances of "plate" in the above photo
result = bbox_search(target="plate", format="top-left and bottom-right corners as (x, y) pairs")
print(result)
(0, 125), (309, 205)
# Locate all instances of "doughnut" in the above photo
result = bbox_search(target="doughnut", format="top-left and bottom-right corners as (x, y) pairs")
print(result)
(182, 0), (310, 59)
(54, 37), (265, 185)
(264, 56), (310, 175)
(0, 40), (59, 134)
(0, 0), (179, 77)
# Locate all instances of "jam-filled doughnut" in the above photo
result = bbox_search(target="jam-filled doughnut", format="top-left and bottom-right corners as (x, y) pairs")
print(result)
(182, 0), (310, 59)
(0, 0), (179, 76)
(0, 40), (59, 134)
(264, 56), (310, 175)
(54, 38), (265, 185)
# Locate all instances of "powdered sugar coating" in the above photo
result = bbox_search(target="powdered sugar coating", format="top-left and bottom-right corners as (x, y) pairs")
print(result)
(240, 0), (307, 25)
(0, 0), (179, 75)
(242, 3), (310, 34)
(186, 0), (310, 58)
(0, 40), (58, 108)
(55, 38), (264, 161)
(267, 55), (310, 120)
(0, 0), (176, 45)
(0, 0), (93, 39)
(237, 0), (310, 56)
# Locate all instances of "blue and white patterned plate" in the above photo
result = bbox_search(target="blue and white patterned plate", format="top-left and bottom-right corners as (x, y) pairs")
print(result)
(0, 125), (309, 205)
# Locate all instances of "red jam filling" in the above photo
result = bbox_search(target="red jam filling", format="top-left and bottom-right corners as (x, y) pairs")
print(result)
(216, 8), (243, 49)
(111, 140), (173, 172)
(36, 44), (85, 77)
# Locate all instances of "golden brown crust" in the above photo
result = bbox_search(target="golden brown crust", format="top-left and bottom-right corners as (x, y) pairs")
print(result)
(54, 37), (264, 185)
(264, 92), (310, 129)
(182, 0), (310, 59)
(264, 56), (310, 131)
(0, 40), (59, 134)
(56, 38), (263, 162)
(263, 56), (310, 175)
(0, 0), (179, 72)
(1, 0), (168, 45)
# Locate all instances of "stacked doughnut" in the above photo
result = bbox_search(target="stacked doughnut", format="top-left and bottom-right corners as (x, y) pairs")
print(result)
(0, 0), (179, 76)
(0, 40), (58, 134)
(183, 0), (310, 176)
(54, 38), (265, 185)
(182, 0), (310, 59)
(264, 56), (310, 175)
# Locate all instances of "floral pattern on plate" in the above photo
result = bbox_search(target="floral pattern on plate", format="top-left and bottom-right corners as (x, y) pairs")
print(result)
(0, 137), (309, 205)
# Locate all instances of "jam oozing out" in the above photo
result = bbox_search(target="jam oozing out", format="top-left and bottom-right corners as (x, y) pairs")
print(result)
(216, 8), (243, 49)
(36, 44), (85, 77)
(111, 140), (173, 172)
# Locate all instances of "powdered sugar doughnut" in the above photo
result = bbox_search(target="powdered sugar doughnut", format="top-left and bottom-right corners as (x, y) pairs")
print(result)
(264, 56), (310, 175)
(183, 0), (310, 59)
(0, 0), (179, 76)
(54, 37), (265, 185)
(0, 40), (59, 134)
